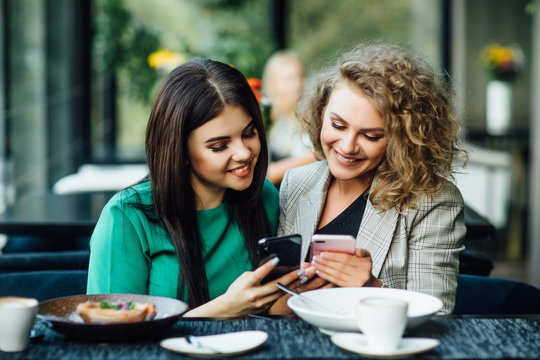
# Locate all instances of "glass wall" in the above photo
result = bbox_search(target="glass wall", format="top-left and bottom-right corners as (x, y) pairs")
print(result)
(1, 0), (90, 202)
(90, 0), (275, 162)
(90, 0), (445, 164)
(452, 0), (533, 263)
(0, 0), (446, 200)
(289, 0), (443, 72)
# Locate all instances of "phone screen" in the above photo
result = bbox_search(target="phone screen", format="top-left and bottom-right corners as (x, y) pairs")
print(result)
(257, 234), (302, 283)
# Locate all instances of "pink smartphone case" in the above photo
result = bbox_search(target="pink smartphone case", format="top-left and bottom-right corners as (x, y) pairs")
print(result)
(309, 235), (356, 261)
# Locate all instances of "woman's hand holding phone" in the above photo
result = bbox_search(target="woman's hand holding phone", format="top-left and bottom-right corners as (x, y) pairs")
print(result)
(307, 234), (378, 287)
(184, 256), (302, 318)
(311, 248), (376, 287)
(266, 262), (327, 315)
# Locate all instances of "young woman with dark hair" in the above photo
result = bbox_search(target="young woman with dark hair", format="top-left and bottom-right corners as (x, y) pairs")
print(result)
(87, 59), (302, 317)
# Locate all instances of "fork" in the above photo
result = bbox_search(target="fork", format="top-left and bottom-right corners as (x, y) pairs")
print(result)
(186, 335), (223, 354)
(276, 282), (340, 314)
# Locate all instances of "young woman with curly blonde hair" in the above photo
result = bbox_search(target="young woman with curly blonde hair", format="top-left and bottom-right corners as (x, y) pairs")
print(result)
(278, 42), (467, 314)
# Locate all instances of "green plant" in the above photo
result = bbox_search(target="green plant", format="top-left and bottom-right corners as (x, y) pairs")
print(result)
(93, 0), (161, 103)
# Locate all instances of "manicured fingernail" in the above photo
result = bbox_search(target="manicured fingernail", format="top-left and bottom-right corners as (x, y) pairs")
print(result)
(321, 252), (329, 258)
(271, 257), (279, 265)
(300, 276), (308, 284)
(297, 269), (305, 277)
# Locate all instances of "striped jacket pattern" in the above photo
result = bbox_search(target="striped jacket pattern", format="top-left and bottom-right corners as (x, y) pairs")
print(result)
(278, 160), (466, 314)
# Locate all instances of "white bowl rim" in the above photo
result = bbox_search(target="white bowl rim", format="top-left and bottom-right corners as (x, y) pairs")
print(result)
(287, 287), (443, 320)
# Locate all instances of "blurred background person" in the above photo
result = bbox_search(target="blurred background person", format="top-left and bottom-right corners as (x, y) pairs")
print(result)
(262, 50), (315, 187)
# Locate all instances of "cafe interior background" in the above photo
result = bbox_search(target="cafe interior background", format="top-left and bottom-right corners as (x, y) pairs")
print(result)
(0, 0), (539, 288)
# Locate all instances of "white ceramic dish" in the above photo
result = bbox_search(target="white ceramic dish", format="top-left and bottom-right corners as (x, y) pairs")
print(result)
(331, 333), (440, 359)
(287, 287), (442, 333)
(160, 331), (268, 358)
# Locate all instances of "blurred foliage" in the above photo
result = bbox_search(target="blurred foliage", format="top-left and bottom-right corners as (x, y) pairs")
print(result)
(92, 0), (275, 151)
(187, 0), (275, 78)
(91, 0), (443, 154)
(198, 0), (251, 9)
(101, 0), (274, 79)
(93, 0), (161, 103)
(525, 0), (538, 14)
(289, 0), (441, 72)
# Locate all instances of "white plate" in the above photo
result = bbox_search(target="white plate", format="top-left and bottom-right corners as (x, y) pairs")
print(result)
(287, 287), (442, 333)
(160, 330), (268, 358)
(331, 333), (440, 359)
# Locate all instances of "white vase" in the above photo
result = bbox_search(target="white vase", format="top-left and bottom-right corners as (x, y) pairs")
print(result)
(486, 80), (513, 135)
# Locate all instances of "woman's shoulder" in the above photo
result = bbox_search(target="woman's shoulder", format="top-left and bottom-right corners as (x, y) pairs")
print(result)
(432, 179), (463, 202)
(285, 160), (328, 183)
(261, 179), (279, 200)
(105, 181), (152, 211)
(280, 160), (330, 202)
(261, 179), (280, 231)
(261, 179), (280, 212)
(410, 178), (464, 212)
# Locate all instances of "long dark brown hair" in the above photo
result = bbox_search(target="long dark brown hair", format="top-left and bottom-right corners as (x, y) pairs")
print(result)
(144, 59), (271, 308)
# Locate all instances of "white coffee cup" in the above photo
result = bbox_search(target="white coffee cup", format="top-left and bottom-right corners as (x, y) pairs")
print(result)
(0, 297), (39, 352)
(355, 296), (409, 353)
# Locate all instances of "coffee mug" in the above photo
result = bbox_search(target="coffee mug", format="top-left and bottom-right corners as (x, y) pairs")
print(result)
(0, 297), (39, 352)
(355, 296), (408, 353)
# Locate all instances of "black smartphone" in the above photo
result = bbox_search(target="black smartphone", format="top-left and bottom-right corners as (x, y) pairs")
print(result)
(257, 234), (302, 284)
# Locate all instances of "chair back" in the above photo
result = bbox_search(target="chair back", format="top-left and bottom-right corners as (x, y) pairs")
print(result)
(454, 274), (540, 314)
(0, 270), (88, 302)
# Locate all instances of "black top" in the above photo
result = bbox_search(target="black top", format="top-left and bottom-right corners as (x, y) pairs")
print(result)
(316, 191), (368, 236)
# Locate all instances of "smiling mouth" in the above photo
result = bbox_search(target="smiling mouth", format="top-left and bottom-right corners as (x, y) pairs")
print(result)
(229, 164), (251, 177)
(335, 150), (361, 163)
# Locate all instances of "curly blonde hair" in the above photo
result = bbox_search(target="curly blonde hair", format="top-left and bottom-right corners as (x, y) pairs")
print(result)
(299, 42), (467, 211)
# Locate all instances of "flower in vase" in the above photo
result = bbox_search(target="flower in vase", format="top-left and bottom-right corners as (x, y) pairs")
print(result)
(246, 77), (273, 130)
(247, 77), (263, 103)
(481, 43), (525, 82)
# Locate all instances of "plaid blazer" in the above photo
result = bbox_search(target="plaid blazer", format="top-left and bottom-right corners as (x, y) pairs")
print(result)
(278, 160), (466, 314)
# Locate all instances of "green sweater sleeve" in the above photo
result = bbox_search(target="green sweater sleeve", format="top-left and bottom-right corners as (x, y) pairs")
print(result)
(87, 194), (151, 295)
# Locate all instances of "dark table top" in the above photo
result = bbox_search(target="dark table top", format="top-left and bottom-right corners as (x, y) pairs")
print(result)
(2, 315), (538, 360)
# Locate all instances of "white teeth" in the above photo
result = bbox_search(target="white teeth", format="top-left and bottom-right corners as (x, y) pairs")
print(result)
(336, 152), (358, 163)
(231, 164), (249, 173)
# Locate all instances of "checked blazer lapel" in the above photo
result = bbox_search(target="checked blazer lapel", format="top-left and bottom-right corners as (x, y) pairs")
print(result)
(356, 200), (399, 278)
(297, 168), (331, 263)
(280, 160), (399, 275)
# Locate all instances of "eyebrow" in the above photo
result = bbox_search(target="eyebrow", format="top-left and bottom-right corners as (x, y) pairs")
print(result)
(329, 112), (385, 132)
(204, 120), (255, 144)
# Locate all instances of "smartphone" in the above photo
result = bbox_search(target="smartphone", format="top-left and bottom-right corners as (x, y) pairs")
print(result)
(257, 234), (302, 283)
(309, 234), (356, 262)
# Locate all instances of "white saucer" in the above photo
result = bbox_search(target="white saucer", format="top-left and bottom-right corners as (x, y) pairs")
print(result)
(319, 327), (342, 336)
(160, 331), (268, 358)
(331, 333), (440, 359)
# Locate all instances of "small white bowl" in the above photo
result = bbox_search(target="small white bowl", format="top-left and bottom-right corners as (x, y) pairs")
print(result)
(287, 287), (442, 333)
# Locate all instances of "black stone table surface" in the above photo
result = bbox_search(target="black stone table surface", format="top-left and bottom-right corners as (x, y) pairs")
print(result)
(1, 315), (538, 360)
